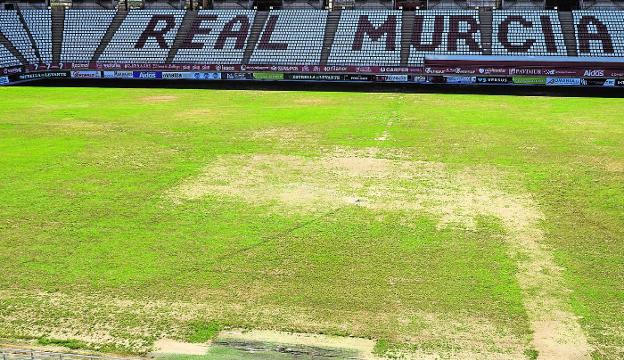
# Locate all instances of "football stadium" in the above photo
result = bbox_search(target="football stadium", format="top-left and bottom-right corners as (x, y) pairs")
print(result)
(0, 0), (623, 359)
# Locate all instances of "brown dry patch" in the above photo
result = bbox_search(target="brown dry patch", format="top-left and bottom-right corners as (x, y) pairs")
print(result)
(250, 127), (312, 144)
(168, 150), (592, 359)
(141, 95), (178, 103)
(153, 339), (208, 355)
(581, 155), (624, 173)
(292, 98), (334, 106)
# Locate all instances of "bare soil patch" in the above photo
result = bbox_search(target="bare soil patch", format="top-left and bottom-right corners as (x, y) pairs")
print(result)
(168, 149), (592, 359)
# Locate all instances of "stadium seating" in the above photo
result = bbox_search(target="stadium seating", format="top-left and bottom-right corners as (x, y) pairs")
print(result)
(61, 10), (116, 63)
(0, 43), (21, 68)
(250, 10), (327, 65)
(20, 10), (51, 64)
(0, 11), (39, 65)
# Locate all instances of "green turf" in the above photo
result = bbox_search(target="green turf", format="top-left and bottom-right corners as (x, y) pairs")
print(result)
(0, 87), (622, 359)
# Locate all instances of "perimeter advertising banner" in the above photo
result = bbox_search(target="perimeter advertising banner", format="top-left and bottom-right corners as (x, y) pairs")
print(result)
(286, 74), (342, 81)
(103, 71), (134, 79)
(512, 76), (547, 85)
(133, 71), (162, 79)
(70, 71), (101, 79)
(253, 72), (284, 80)
(476, 77), (511, 84)
(546, 78), (583, 86)
(0, 76), (9, 85)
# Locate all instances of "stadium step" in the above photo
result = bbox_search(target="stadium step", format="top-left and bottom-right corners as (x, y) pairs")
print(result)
(16, 7), (44, 66)
(166, 10), (197, 64)
(479, 7), (493, 55)
(51, 8), (64, 66)
(92, 10), (128, 63)
(400, 11), (415, 67)
(558, 11), (578, 57)
(320, 10), (341, 66)
(242, 11), (269, 65)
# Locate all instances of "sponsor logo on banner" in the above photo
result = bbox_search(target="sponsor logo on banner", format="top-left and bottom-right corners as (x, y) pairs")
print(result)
(18, 71), (69, 80)
(253, 72), (284, 80)
(344, 74), (373, 82)
(546, 77), (582, 86)
(446, 76), (476, 84)
(0, 76), (9, 85)
(192, 72), (221, 80)
(133, 71), (162, 79)
(71, 71), (101, 79)
(616, 79), (624, 87)
(476, 77), (510, 84)
(602, 79), (615, 87)
(161, 72), (195, 80)
(384, 75), (409, 82)
(288, 74), (342, 81)
(509, 68), (542, 76)
(583, 70), (605, 77)
(512, 76), (546, 85)
(478, 68), (508, 75)
(411, 76), (427, 83)
(103, 71), (133, 79)
(224, 73), (253, 80)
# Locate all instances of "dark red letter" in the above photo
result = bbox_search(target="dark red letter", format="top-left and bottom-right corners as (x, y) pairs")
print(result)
(498, 16), (535, 53)
(577, 16), (614, 54)
(411, 15), (444, 51)
(214, 16), (250, 50)
(540, 16), (558, 53)
(135, 15), (176, 49)
(257, 15), (288, 50)
(448, 15), (481, 52)
(352, 15), (397, 51)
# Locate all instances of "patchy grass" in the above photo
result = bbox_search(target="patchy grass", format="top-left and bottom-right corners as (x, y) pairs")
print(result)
(0, 87), (622, 358)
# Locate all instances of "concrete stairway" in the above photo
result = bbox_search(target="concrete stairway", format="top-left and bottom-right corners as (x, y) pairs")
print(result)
(558, 11), (578, 56)
(400, 11), (414, 66)
(16, 7), (43, 65)
(166, 10), (197, 64)
(242, 11), (269, 65)
(91, 10), (127, 63)
(51, 9), (64, 66)
(320, 10), (341, 66)
(479, 7), (493, 55)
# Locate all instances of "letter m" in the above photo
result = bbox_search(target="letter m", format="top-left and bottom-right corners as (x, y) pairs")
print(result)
(352, 15), (397, 51)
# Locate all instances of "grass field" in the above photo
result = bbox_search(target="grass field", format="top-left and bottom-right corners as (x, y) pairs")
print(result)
(0, 86), (622, 359)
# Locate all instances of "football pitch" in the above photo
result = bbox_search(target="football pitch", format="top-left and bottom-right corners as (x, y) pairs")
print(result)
(0, 86), (622, 359)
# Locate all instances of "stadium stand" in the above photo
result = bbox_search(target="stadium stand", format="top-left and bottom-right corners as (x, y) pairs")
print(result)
(1, 8), (624, 82)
